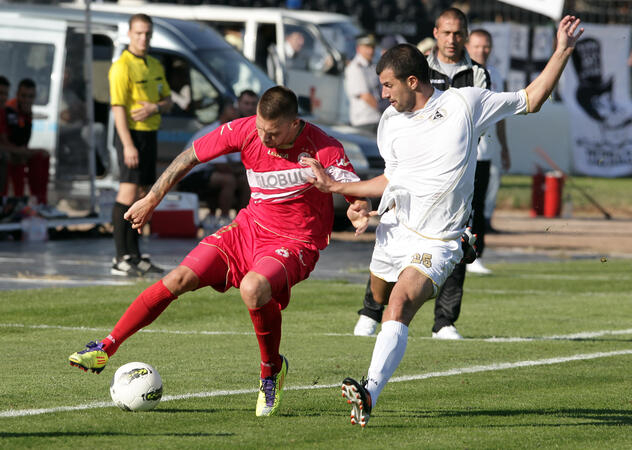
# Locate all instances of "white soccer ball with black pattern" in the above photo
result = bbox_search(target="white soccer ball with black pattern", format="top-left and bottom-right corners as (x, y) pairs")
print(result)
(110, 362), (163, 411)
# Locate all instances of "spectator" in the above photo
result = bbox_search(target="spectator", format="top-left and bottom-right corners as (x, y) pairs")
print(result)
(0, 78), (55, 215)
(108, 13), (172, 277)
(236, 89), (259, 117)
(59, 68), (108, 175)
(284, 31), (309, 70)
(344, 34), (385, 134)
(466, 29), (511, 235)
(168, 59), (192, 113)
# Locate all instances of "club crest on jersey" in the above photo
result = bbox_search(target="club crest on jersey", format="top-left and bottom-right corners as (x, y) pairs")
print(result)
(275, 247), (290, 258)
(297, 152), (311, 162)
(431, 109), (447, 121)
(268, 149), (289, 159)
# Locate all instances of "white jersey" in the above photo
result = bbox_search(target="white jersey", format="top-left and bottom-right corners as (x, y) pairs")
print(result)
(376, 86), (527, 240)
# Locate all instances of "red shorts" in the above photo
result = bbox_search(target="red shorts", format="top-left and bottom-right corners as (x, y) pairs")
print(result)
(181, 209), (320, 309)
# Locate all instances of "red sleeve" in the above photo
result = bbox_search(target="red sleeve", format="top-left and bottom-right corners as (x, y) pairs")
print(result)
(315, 135), (361, 204)
(192, 116), (253, 163)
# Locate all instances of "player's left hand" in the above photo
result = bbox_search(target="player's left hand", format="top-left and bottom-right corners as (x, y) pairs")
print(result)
(556, 15), (584, 53)
(124, 194), (158, 233)
(347, 199), (376, 236)
(131, 101), (159, 122)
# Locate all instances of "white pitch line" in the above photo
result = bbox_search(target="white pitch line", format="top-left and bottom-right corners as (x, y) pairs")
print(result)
(2, 348), (632, 418)
(3, 323), (632, 341)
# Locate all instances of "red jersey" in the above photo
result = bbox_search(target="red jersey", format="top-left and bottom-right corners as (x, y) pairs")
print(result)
(193, 116), (360, 249)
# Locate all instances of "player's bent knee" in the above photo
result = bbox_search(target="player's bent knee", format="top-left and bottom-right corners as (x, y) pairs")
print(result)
(163, 265), (199, 295)
(240, 272), (272, 309)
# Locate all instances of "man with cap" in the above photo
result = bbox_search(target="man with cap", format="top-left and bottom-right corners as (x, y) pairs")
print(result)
(344, 34), (386, 134)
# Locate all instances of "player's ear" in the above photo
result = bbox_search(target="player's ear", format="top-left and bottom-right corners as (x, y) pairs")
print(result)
(407, 75), (418, 90)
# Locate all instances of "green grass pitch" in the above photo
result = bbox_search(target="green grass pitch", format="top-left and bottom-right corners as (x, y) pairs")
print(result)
(1, 258), (631, 449)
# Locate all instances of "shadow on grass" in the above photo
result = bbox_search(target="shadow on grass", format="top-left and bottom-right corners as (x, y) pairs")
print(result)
(151, 408), (221, 414)
(0, 431), (235, 438)
(379, 407), (632, 427)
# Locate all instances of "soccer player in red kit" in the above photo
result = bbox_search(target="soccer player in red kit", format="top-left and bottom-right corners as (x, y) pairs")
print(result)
(69, 86), (371, 417)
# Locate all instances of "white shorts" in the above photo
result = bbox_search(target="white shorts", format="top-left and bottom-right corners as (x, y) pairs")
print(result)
(369, 210), (463, 297)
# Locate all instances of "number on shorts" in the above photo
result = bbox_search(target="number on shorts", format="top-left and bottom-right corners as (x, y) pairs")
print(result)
(422, 253), (432, 268)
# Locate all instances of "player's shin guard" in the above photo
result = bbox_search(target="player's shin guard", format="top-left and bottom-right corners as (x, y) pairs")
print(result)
(102, 280), (177, 356)
(248, 299), (283, 378)
(365, 320), (408, 405)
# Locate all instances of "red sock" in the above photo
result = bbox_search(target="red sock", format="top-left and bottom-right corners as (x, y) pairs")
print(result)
(102, 280), (177, 357)
(248, 299), (282, 378)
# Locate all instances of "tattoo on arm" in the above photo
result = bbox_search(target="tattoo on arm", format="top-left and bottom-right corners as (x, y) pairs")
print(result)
(150, 147), (199, 200)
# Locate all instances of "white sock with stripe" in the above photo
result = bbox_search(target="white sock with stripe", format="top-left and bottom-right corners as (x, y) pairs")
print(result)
(365, 320), (408, 406)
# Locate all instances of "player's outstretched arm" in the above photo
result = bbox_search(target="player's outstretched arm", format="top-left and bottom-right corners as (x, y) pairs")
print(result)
(525, 15), (584, 113)
(301, 156), (388, 198)
(124, 146), (199, 232)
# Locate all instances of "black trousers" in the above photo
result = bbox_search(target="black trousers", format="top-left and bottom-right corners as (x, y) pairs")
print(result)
(359, 160), (491, 332)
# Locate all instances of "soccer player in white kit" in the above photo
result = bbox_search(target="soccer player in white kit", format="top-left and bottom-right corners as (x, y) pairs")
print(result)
(303, 15), (584, 427)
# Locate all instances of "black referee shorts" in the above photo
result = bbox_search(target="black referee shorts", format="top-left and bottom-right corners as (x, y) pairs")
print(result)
(115, 129), (157, 186)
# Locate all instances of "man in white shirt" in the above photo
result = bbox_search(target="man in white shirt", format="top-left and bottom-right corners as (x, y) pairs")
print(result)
(344, 34), (385, 134)
(303, 15), (584, 427)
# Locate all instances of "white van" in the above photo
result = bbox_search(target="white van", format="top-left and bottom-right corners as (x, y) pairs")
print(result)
(74, 2), (364, 126)
(0, 5), (381, 225)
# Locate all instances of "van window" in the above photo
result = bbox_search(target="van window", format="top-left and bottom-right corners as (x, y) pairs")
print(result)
(196, 48), (273, 98)
(0, 41), (54, 105)
(318, 21), (361, 61)
(205, 21), (245, 52)
(282, 24), (334, 74)
(153, 51), (220, 125)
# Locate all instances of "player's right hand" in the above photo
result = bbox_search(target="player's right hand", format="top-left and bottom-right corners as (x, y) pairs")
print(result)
(124, 194), (158, 233)
(123, 145), (139, 169)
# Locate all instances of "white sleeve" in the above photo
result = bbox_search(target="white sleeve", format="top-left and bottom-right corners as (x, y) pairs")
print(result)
(466, 87), (527, 135)
(376, 109), (397, 180)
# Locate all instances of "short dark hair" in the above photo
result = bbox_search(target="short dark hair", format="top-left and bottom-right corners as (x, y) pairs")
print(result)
(257, 86), (298, 120)
(129, 13), (153, 28)
(376, 43), (430, 85)
(17, 78), (36, 91)
(0, 76), (9, 87)
(470, 28), (493, 46)
(436, 7), (468, 33)
(238, 89), (258, 100)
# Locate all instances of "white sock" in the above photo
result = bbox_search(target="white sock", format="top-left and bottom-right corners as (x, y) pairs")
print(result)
(365, 320), (408, 406)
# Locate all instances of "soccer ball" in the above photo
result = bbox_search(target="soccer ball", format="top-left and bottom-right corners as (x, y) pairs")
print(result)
(110, 362), (163, 411)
